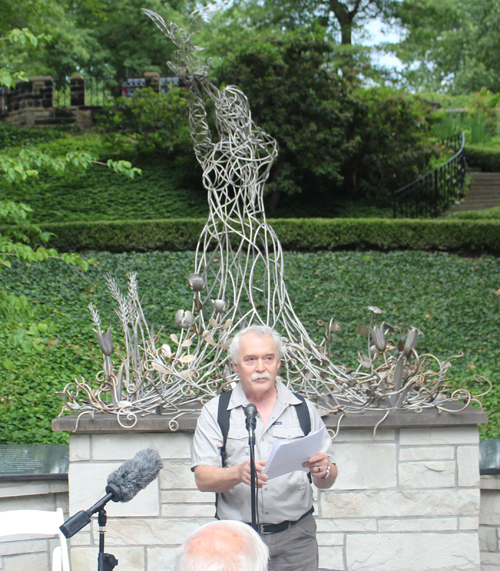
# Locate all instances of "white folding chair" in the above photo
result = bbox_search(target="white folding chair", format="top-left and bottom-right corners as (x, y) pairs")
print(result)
(0, 508), (70, 571)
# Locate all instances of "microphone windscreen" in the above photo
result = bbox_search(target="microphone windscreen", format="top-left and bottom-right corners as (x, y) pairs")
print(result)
(106, 448), (164, 503)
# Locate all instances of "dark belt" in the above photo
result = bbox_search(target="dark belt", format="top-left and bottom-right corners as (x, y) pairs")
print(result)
(254, 507), (314, 535)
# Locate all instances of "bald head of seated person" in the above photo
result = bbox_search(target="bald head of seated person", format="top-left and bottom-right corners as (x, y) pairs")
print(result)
(173, 520), (269, 571)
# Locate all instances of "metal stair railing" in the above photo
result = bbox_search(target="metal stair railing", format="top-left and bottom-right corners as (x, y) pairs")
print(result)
(388, 132), (466, 218)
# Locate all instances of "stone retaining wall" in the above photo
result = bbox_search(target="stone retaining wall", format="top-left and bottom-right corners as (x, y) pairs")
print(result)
(479, 474), (500, 570)
(50, 407), (487, 571)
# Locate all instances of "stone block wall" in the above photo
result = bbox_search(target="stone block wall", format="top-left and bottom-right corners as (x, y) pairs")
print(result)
(323, 425), (481, 571)
(6, 77), (54, 112)
(50, 407), (486, 571)
(479, 474), (500, 570)
(0, 76), (96, 128)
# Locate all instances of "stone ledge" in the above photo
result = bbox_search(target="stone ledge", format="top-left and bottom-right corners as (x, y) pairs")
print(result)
(52, 405), (486, 434)
(480, 474), (500, 490)
(52, 412), (200, 433)
(0, 473), (67, 482)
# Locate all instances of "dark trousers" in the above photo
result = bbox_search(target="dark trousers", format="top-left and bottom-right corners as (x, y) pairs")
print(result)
(261, 514), (318, 571)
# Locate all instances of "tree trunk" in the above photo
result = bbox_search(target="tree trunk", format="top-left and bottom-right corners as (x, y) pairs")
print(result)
(268, 189), (282, 211)
(329, 0), (364, 45)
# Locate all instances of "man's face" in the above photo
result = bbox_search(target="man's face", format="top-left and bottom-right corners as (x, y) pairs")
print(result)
(233, 332), (280, 400)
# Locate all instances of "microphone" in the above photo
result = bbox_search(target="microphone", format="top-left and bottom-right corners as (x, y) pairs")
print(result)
(106, 448), (164, 502)
(245, 404), (258, 433)
(60, 448), (163, 538)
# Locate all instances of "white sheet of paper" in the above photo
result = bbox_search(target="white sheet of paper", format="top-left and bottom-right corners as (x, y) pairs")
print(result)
(263, 426), (326, 480)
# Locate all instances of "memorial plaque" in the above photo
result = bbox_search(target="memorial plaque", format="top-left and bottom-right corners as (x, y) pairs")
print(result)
(479, 439), (500, 474)
(0, 444), (69, 475)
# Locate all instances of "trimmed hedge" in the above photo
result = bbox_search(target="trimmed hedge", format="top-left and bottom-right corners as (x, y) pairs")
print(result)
(465, 145), (500, 172)
(448, 206), (500, 220)
(28, 218), (500, 252)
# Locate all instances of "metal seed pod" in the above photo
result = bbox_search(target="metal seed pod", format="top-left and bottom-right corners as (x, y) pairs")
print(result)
(175, 309), (196, 328)
(403, 328), (419, 357)
(210, 299), (226, 313)
(187, 273), (205, 292)
(94, 326), (113, 356)
(371, 323), (386, 352)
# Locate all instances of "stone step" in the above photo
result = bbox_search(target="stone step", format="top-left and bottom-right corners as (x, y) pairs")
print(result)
(445, 170), (500, 214)
(463, 194), (500, 199)
(451, 205), (500, 212)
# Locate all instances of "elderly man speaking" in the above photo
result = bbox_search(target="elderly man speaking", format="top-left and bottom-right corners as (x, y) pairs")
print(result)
(191, 325), (337, 571)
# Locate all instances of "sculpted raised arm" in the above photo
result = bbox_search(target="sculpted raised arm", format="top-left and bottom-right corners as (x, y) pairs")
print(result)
(142, 9), (214, 161)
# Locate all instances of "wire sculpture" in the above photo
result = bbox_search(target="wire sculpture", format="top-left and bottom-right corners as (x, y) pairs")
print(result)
(57, 10), (490, 430)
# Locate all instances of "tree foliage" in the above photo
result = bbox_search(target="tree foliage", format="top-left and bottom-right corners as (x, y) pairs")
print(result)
(390, 0), (500, 93)
(213, 31), (434, 205)
(208, 0), (395, 45)
(214, 31), (358, 208)
(0, 28), (141, 353)
(0, 0), (191, 84)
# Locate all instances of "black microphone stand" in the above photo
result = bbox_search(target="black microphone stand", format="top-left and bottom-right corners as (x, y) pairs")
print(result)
(60, 483), (120, 571)
(246, 412), (258, 532)
(98, 509), (118, 571)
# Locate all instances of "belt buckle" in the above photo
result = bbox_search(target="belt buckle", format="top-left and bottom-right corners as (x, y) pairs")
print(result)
(259, 521), (291, 535)
(260, 523), (279, 535)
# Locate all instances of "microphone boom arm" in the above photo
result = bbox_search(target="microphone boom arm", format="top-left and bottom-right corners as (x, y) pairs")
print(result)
(60, 483), (122, 539)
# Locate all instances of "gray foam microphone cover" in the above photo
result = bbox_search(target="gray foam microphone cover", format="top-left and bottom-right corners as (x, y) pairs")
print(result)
(107, 448), (164, 502)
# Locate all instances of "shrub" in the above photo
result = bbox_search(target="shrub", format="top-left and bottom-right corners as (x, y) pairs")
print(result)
(97, 87), (194, 156)
(214, 36), (436, 207)
(465, 145), (500, 172)
(448, 206), (500, 220)
(28, 217), (500, 253)
(214, 31), (356, 209)
(342, 88), (436, 202)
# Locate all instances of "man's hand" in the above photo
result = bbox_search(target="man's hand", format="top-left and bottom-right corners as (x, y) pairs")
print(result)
(194, 460), (268, 493)
(238, 460), (268, 488)
(302, 452), (337, 489)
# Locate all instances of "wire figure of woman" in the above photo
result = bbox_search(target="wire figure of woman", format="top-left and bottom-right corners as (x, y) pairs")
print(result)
(144, 9), (351, 402)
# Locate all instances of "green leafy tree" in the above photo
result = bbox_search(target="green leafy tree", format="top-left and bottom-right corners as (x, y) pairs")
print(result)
(98, 87), (192, 154)
(0, 0), (192, 84)
(390, 0), (500, 93)
(341, 87), (434, 201)
(0, 28), (140, 354)
(67, 0), (192, 84)
(205, 0), (396, 45)
(214, 31), (358, 209)
(0, 0), (96, 80)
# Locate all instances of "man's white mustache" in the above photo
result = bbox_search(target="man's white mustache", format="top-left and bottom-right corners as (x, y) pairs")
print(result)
(251, 371), (271, 380)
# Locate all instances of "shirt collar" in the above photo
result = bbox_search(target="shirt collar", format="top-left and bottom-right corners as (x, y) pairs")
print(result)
(228, 378), (302, 410)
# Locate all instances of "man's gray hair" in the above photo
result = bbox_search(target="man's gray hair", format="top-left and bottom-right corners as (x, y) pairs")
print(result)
(228, 325), (285, 364)
(173, 520), (269, 571)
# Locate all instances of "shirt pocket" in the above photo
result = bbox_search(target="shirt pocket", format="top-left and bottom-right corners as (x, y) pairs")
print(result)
(271, 424), (304, 440)
(225, 425), (248, 466)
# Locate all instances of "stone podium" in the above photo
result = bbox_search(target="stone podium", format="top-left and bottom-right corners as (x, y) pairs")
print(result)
(53, 406), (486, 571)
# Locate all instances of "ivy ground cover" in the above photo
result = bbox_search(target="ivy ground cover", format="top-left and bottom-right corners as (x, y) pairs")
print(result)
(0, 249), (499, 444)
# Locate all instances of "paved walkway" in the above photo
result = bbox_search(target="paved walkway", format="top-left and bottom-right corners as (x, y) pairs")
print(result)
(447, 171), (500, 214)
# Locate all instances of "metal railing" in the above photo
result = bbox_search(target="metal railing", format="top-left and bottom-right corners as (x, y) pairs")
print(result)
(388, 132), (466, 218)
(53, 77), (118, 108)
